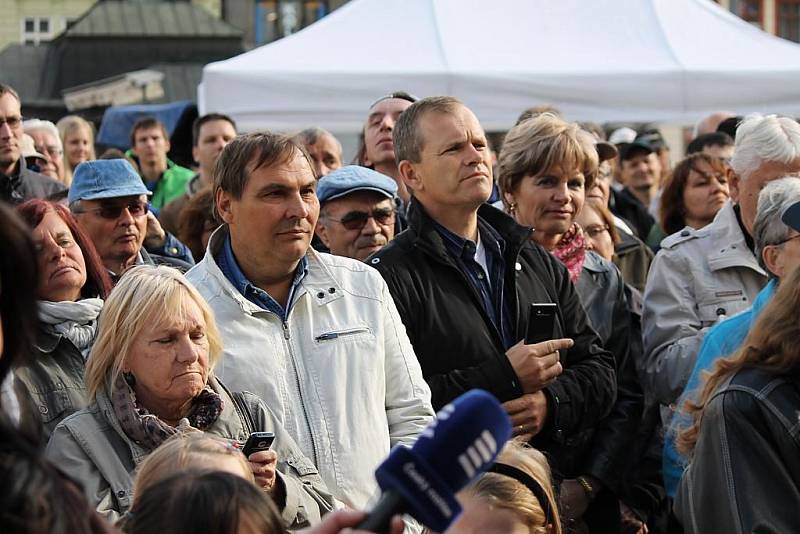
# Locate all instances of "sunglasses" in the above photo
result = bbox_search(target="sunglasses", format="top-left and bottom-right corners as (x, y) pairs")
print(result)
(73, 201), (149, 220)
(327, 207), (395, 230)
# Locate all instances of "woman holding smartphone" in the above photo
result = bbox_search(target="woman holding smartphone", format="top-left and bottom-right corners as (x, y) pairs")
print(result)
(45, 265), (335, 528)
(498, 114), (652, 534)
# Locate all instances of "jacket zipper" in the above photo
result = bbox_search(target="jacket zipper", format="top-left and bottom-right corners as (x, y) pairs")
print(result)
(314, 327), (369, 342)
(282, 318), (319, 466)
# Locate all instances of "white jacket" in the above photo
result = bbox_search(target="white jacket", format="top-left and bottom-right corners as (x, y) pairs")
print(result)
(186, 227), (434, 507)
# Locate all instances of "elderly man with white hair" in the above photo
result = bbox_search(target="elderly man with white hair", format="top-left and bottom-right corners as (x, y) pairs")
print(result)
(641, 114), (800, 414)
(24, 118), (65, 183)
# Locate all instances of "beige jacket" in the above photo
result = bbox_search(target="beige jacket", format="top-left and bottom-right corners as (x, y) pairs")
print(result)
(641, 201), (767, 407)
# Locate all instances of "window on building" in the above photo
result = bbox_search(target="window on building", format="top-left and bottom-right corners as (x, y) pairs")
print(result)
(21, 16), (53, 45)
(730, 0), (763, 28)
(255, 0), (332, 45)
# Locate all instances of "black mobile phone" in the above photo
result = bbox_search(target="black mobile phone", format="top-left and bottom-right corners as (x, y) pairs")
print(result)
(241, 432), (275, 456)
(525, 303), (557, 345)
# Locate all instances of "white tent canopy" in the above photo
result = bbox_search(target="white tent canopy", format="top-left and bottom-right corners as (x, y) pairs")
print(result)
(200, 0), (800, 133)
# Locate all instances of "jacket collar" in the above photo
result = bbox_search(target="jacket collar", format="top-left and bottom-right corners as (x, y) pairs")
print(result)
(199, 225), (344, 316)
(34, 327), (62, 354)
(97, 375), (242, 465)
(404, 197), (532, 260)
(706, 201), (765, 275)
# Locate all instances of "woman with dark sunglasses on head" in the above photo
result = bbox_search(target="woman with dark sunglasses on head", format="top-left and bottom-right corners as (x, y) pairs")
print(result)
(14, 199), (112, 439)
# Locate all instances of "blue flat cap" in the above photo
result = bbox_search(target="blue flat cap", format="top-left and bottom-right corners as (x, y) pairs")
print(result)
(317, 165), (398, 204)
(68, 159), (151, 204)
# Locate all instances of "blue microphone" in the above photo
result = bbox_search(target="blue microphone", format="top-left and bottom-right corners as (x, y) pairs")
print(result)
(356, 389), (512, 533)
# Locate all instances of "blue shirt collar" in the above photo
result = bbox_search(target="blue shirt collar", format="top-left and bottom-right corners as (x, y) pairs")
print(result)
(218, 232), (309, 320)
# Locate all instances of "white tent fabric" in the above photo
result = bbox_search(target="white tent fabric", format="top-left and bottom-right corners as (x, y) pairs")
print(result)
(200, 0), (800, 132)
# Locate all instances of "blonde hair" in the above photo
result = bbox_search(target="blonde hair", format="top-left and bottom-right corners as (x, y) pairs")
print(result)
(133, 433), (253, 499)
(498, 113), (599, 209)
(84, 265), (223, 400)
(56, 115), (96, 187)
(677, 265), (800, 455)
(461, 441), (562, 534)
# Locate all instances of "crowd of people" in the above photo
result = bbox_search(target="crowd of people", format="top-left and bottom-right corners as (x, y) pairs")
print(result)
(2, 78), (800, 534)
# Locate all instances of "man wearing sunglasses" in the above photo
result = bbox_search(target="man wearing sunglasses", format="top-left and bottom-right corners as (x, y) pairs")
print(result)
(315, 166), (397, 261)
(0, 83), (65, 204)
(69, 159), (191, 281)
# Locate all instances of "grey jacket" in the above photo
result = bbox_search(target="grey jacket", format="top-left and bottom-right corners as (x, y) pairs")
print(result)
(641, 201), (766, 408)
(14, 328), (88, 440)
(45, 375), (336, 527)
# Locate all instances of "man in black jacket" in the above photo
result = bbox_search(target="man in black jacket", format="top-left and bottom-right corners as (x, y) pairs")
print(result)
(368, 96), (616, 463)
(0, 84), (65, 204)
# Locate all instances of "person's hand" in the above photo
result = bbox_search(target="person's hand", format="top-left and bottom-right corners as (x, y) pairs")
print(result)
(505, 338), (572, 393)
(503, 391), (548, 441)
(248, 449), (278, 494)
(144, 211), (166, 248)
(560, 478), (592, 523)
(620, 501), (648, 534)
(300, 509), (404, 534)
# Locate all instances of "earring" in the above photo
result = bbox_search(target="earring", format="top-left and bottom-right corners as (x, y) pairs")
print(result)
(509, 202), (517, 214)
(123, 371), (136, 386)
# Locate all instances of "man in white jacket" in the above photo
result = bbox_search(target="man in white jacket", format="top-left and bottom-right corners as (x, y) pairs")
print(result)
(186, 132), (434, 509)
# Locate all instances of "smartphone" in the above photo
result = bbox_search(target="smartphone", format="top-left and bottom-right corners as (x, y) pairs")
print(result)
(525, 303), (557, 345)
(241, 432), (275, 456)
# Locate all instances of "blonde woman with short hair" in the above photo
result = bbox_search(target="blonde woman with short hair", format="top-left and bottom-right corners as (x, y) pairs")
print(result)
(447, 441), (562, 534)
(133, 432), (254, 498)
(45, 265), (335, 527)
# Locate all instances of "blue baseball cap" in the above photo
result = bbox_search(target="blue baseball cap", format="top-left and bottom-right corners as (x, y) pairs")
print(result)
(317, 165), (398, 204)
(68, 159), (151, 204)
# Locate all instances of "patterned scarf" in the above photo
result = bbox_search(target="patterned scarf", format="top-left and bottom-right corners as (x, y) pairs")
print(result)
(111, 374), (223, 451)
(552, 223), (587, 283)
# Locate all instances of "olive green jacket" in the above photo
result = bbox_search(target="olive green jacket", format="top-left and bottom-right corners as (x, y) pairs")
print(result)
(15, 329), (88, 441)
(45, 376), (336, 528)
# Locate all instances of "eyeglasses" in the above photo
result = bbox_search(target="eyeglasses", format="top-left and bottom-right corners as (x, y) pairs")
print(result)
(775, 233), (800, 246)
(73, 201), (149, 220)
(0, 115), (22, 129)
(326, 207), (395, 230)
(583, 224), (610, 239)
(35, 144), (63, 158)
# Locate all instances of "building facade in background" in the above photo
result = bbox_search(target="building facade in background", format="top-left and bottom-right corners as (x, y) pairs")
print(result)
(719, 0), (800, 42)
(0, 0), (222, 51)
(224, 0), (351, 49)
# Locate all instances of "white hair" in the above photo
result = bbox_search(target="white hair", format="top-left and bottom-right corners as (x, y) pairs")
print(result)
(753, 177), (800, 275)
(730, 114), (800, 181)
(23, 119), (63, 151)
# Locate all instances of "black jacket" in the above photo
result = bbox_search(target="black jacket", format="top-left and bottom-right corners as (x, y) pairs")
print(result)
(0, 157), (66, 204)
(610, 187), (655, 242)
(675, 368), (800, 534)
(369, 199), (617, 470)
(575, 252), (644, 493)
